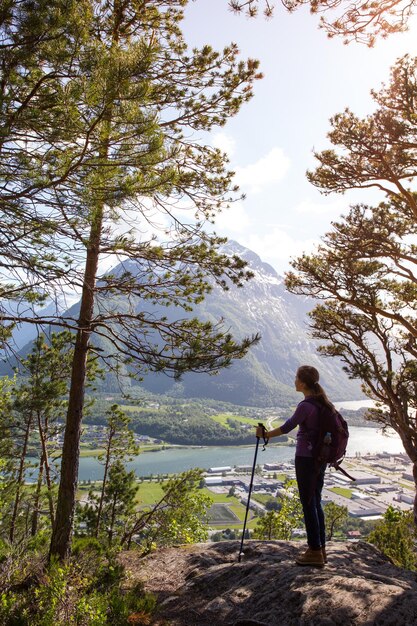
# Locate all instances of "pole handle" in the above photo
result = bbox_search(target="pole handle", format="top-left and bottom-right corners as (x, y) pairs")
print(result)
(258, 422), (269, 450)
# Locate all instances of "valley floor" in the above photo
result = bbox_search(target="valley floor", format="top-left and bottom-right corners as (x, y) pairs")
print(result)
(204, 452), (414, 526)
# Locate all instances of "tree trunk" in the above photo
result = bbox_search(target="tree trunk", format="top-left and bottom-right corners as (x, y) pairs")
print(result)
(49, 8), (123, 560)
(94, 429), (114, 538)
(108, 495), (117, 546)
(37, 412), (55, 527)
(31, 456), (45, 536)
(48, 236), (101, 561)
(10, 412), (33, 544)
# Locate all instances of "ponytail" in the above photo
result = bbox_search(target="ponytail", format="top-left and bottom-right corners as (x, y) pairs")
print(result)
(297, 365), (335, 413)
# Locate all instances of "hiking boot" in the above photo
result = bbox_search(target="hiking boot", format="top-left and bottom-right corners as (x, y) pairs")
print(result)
(295, 547), (325, 567)
(322, 547), (327, 563)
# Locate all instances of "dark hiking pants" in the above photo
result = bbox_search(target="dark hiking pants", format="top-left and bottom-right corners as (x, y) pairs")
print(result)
(295, 456), (326, 550)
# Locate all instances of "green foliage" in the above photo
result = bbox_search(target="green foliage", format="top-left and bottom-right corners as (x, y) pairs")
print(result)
(1, 0), (263, 559)
(75, 468), (213, 554)
(84, 394), (269, 445)
(252, 510), (283, 540)
(252, 481), (303, 540)
(211, 528), (238, 542)
(1, 0), (261, 374)
(90, 405), (140, 539)
(368, 506), (417, 571)
(72, 537), (104, 558)
(76, 461), (138, 546)
(0, 546), (156, 626)
(286, 55), (417, 519)
(97, 405), (140, 465)
(323, 501), (349, 540)
(125, 469), (212, 553)
(0, 332), (79, 545)
(231, 1), (416, 45)
(265, 498), (280, 511)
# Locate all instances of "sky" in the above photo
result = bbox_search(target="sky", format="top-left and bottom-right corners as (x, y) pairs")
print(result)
(181, 0), (417, 275)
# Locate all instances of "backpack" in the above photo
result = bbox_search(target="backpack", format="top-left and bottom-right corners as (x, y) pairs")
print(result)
(303, 398), (354, 480)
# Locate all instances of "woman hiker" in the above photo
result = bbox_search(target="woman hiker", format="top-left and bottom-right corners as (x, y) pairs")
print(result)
(256, 364), (333, 567)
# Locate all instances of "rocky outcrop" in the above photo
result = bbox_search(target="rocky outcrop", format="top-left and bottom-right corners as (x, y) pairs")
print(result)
(121, 540), (417, 625)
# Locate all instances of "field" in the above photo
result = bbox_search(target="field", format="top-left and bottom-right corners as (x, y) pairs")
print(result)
(135, 481), (166, 505)
(209, 413), (257, 429)
(207, 503), (240, 524)
(78, 478), (260, 530)
(200, 488), (258, 529)
(329, 486), (353, 499)
(131, 483), (259, 529)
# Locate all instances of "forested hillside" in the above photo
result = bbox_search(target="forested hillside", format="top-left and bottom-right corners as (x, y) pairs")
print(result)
(85, 394), (288, 445)
(83, 393), (374, 446)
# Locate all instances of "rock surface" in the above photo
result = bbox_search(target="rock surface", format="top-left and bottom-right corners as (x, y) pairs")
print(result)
(121, 540), (417, 625)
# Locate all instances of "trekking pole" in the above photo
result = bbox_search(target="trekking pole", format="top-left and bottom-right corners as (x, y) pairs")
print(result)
(238, 422), (268, 563)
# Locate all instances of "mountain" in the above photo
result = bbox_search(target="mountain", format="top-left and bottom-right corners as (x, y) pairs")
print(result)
(147, 240), (360, 405)
(4, 241), (361, 406)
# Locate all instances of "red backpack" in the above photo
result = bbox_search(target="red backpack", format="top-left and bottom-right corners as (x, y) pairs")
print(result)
(304, 398), (354, 480)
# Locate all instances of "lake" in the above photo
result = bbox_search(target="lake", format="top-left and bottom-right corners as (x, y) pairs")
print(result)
(76, 425), (404, 481)
(334, 399), (376, 411)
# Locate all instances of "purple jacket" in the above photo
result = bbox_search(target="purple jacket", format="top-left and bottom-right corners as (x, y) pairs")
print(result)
(280, 398), (320, 457)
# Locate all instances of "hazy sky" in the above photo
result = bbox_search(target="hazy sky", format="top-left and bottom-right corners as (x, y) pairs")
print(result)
(182, 1), (417, 275)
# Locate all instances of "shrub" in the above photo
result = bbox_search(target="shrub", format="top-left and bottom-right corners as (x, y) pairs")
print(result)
(368, 506), (417, 571)
(0, 544), (156, 625)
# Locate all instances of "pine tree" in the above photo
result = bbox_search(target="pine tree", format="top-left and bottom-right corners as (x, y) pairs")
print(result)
(230, 1), (416, 45)
(121, 468), (212, 551)
(1, 332), (73, 543)
(1, 1), (262, 559)
(100, 461), (138, 546)
(94, 404), (139, 537)
(286, 55), (417, 523)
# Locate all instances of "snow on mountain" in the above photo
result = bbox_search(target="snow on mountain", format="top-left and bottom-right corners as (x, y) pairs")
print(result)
(5, 241), (361, 406)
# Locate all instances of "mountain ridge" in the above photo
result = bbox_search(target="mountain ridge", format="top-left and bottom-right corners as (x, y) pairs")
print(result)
(3, 240), (362, 405)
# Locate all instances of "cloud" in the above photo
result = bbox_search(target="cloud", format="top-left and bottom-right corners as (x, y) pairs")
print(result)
(213, 201), (251, 235)
(240, 228), (319, 274)
(212, 132), (236, 157)
(293, 197), (347, 217)
(234, 147), (291, 193)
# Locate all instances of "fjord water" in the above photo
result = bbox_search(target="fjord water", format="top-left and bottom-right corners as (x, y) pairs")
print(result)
(76, 425), (404, 481)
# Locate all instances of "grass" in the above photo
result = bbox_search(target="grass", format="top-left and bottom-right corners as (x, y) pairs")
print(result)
(209, 413), (257, 429)
(208, 515), (259, 531)
(251, 493), (275, 505)
(114, 404), (154, 413)
(78, 481), (102, 492)
(135, 481), (166, 505)
(199, 488), (236, 503)
(79, 447), (106, 458)
(134, 484), (261, 530)
(201, 489), (259, 527)
(399, 482), (415, 491)
(207, 503), (240, 524)
(329, 486), (353, 499)
(228, 503), (247, 521)
(76, 478), (262, 530)
(78, 443), (173, 458)
(135, 484), (244, 508)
